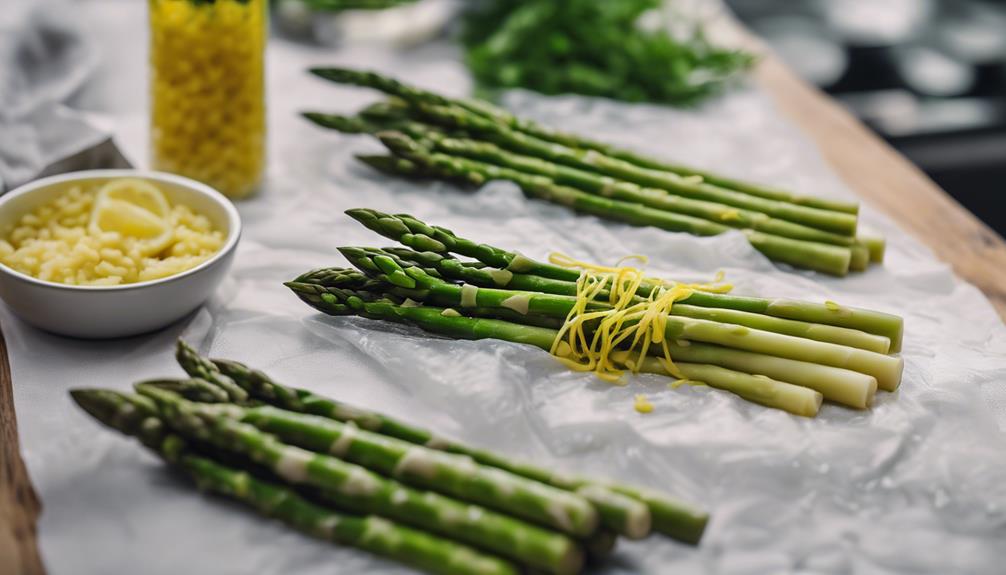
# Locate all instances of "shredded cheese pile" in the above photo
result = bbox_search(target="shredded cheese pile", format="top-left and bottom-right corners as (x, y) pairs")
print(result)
(547, 252), (733, 385)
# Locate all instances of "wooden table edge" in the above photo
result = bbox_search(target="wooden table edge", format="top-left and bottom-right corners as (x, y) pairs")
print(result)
(751, 49), (1006, 320)
(0, 322), (46, 575)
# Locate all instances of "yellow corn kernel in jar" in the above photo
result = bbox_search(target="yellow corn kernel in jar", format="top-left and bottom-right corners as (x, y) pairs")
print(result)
(149, 0), (267, 200)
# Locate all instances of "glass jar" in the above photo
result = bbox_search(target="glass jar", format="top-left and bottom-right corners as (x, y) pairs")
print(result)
(149, 0), (267, 200)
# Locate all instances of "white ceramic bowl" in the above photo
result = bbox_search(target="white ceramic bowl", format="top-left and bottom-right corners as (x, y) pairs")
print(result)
(0, 170), (241, 339)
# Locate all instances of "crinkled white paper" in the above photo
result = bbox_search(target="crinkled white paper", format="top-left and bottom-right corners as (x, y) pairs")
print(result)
(6, 4), (1006, 574)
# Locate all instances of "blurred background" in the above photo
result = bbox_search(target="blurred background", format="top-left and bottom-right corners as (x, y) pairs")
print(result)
(725, 0), (1006, 236)
(5, 0), (1004, 234)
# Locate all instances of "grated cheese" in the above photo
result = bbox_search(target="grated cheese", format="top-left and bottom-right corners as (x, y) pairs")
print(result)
(460, 283), (479, 307)
(488, 268), (513, 286)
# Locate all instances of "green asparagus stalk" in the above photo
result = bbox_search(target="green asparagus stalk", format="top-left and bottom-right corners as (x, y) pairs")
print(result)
(355, 154), (432, 179)
(304, 0), (420, 11)
(861, 235), (886, 263)
(305, 112), (855, 248)
(139, 377), (233, 404)
(614, 354), (826, 416)
(184, 348), (711, 543)
(178, 342), (302, 409)
(285, 282), (823, 416)
(358, 251), (877, 407)
(368, 247), (890, 354)
(69, 389), (519, 575)
(134, 385), (585, 574)
(850, 243), (869, 272)
(332, 252), (903, 390)
(294, 264), (880, 409)
(230, 405), (646, 539)
(391, 103), (859, 235)
(307, 67), (859, 214)
(373, 131), (855, 276)
(345, 208), (904, 351)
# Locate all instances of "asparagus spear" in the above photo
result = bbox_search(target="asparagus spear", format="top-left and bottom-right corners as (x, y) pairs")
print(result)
(348, 251), (877, 407)
(411, 102), (860, 234)
(307, 67), (858, 214)
(367, 246), (890, 354)
(69, 389), (519, 575)
(175, 346), (710, 543)
(379, 101), (857, 235)
(345, 208), (904, 351)
(150, 363), (613, 540)
(232, 404), (647, 539)
(373, 131), (855, 276)
(333, 252), (903, 391)
(134, 385), (585, 574)
(861, 235), (886, 263)
(285, 281), (823, 416)
(305, 112), (856, 248)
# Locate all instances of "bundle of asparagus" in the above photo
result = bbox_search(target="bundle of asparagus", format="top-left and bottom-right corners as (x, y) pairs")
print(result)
(301, 67), (885, 276)
(70, 341), (711, 575)
(287, 208), (903, 417)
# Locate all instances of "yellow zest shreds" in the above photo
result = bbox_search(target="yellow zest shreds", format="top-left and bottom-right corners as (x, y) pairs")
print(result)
(634, 394), (654, 414)
(150, 0), (266, 199)
(719, 209), (742, 222)
(547, 252), (733, 384)
(670, 379), (705, 389)
(0, 180), (224, 286)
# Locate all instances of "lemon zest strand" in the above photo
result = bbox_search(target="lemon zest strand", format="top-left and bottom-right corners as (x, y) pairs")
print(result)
(547, 253), (732, 384)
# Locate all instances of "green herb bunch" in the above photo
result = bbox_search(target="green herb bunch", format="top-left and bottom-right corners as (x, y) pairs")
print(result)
(462, 0), (755, 106)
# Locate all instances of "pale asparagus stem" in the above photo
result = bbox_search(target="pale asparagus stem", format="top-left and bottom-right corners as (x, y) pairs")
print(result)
(135, 385), (585, 574)
(202, 348), (711, 543)
(305, 67), (859, 214)
(850, 243), (869, 272)
(660, 341), (877, 409)
(860, 235), (886, 263)
(666, 304), (890, 354)
(291, 261), (879, 407)
(68, 389), (520, 575)
(343, 211), (902, 350)
(362, 246), (890, 354)
(287, 284), (825, 417)
(332, 253), (903, 390)
(232, 405), (610, 539)
(610, 353), (822, 417)
(290, 269), (888, 405)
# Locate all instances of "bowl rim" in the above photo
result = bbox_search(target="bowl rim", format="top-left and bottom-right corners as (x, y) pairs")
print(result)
(0, 169), (242, 292)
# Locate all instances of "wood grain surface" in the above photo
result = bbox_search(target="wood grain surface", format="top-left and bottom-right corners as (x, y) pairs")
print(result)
(0, 325), (45, 575)
(754, 56), (1006, 320)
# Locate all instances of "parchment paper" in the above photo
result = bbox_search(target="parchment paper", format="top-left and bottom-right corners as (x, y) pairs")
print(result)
(5, 3), (1006, 574)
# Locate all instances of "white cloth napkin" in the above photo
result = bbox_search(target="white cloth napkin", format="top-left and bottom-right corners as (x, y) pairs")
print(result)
(0, 1), (128, 193)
